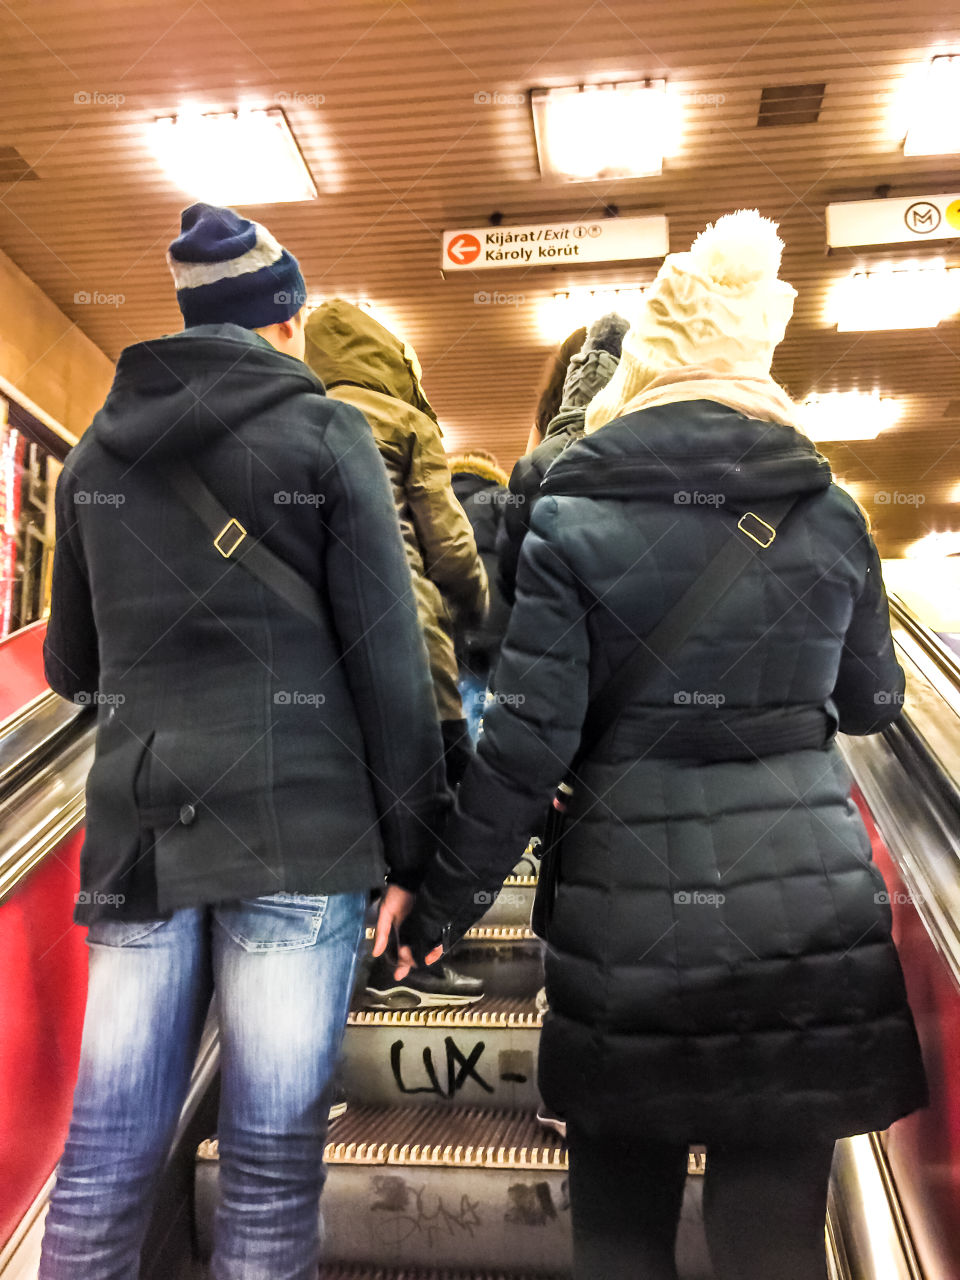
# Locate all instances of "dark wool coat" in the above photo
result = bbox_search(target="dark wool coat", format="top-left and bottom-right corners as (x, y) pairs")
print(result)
(450, 467), (511, 677)
(402, 400), (928, 1145)
(45, 324), (446, 924)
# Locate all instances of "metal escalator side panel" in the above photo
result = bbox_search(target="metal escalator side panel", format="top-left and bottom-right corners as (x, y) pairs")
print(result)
(827, 1135), (921, 1280)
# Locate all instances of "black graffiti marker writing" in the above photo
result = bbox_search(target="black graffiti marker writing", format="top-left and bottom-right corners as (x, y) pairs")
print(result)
(390, 1037), (494, 1097)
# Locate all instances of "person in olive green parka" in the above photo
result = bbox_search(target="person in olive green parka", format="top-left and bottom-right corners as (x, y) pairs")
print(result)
(304, 300), (488, 785)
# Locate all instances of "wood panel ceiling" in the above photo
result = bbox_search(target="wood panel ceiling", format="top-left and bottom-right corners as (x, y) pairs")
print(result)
(2, 0), (959, 556)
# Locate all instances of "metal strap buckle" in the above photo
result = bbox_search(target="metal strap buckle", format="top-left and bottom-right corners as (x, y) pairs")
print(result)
(737, 511), (776, 548)
(213, 518), (247, 558)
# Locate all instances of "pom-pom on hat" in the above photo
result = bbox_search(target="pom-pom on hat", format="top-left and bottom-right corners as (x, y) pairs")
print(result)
(586, 210), (797, 431)
(167, 203), (307, 330)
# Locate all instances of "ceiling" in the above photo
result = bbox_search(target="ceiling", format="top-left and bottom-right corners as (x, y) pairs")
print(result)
(1, 0), (959, 556)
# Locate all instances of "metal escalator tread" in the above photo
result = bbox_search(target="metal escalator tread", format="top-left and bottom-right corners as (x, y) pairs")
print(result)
(325, 1104), (566, 1169)
(349, 993), (541, 1027)
(364, 925), (536, 943)
(317, 1267), (569, 1279)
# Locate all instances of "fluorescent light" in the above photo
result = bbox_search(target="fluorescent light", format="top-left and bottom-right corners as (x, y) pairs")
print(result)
(150, 108), (316, 204)
(906, 530), (960, 559)
(904, 54), (960, 156)
(830, 261), (960, 331)
(540, 285), (647, 341)
(531, 82), (681, 182)
(799, 391), (902, 442)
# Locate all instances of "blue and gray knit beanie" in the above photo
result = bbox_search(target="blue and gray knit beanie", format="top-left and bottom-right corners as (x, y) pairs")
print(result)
(167, 203), (307, 329)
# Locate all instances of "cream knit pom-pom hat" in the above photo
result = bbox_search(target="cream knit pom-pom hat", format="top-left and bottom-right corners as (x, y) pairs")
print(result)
(585, 210), (797, 432)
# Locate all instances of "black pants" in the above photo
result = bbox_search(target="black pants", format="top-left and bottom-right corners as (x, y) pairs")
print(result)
(566, 1126), (834, 1280)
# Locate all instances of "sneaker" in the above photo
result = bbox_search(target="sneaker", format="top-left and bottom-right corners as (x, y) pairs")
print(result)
(513, 836), (542, 877)
(364, 953), (484, 1010)
(536, 1106), (567, 1140)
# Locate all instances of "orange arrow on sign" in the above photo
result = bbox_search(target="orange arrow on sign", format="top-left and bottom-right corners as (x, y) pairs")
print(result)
(447, 233), (482, 265)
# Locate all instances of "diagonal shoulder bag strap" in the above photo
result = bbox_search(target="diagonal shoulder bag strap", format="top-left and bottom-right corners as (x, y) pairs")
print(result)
(160, 461), (326, 628)
(573, 494), (799, 770)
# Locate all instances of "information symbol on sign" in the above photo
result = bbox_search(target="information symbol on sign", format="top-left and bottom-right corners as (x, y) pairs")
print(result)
(574, 225), (587, 238)
(447, 233), (482, 265)
(904, 201), (942, 234)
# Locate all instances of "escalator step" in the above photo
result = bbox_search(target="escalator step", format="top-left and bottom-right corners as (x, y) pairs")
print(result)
(326, 1103), (566, 1169)
(348, 993), (541, 1027)
(364, 925), (537, 944)
(318, 1268), (568, 1279)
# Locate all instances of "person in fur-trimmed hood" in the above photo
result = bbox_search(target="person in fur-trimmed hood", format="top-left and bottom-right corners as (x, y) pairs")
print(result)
(399, 210), (927, 1280)
(496, 312), (628, 604)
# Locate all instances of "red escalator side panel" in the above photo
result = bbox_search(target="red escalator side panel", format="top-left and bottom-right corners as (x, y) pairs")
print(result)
(0, 830), (87, 1246)
(853, 785), (960, 1278)
(0, 621), (50, 722)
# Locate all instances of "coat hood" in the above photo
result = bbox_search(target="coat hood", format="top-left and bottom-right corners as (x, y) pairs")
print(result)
(449, 455), (509, 488)
(90, 324), (322, 463)
(543, 400), (833, 506)
(304, 299), (438, 422)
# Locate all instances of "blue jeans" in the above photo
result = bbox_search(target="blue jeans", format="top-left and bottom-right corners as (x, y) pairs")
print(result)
(457, 672), (488, 745)
(39, 891), (367, 1280)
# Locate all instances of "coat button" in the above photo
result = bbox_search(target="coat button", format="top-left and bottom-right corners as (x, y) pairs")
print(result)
(179, 803), (197, 826)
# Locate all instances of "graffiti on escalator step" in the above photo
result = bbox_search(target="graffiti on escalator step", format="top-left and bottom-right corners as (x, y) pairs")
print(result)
(389, 1036), (535, 1097)
(370, 1175), (482, 1246)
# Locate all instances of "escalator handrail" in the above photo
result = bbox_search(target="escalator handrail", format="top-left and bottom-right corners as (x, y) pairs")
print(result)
(0, 690), (89, 803)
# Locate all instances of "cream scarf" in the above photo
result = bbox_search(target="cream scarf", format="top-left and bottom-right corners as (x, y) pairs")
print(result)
(584, 366), (807, 435)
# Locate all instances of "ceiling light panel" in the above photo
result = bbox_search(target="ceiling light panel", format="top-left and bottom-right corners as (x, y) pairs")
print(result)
(531, 82), (681, 182)
(830, 261), (960, 331)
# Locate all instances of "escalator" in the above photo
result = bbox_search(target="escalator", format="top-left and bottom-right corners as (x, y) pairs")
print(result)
(1, 591), (959, 1279)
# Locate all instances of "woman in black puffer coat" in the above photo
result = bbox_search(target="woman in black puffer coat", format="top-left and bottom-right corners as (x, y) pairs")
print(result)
(399, 212), (927, 1280)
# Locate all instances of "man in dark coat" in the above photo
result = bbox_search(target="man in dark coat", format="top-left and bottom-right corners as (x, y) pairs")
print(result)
(39, 204), (446, 1279)
(497, 313), (628, 605)
(398, 211), (927, 1280)
(448, 450), (512, 739)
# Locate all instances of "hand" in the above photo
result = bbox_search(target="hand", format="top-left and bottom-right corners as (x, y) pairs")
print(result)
(393, 942), (444, 982)
(372, 885), (415, 981)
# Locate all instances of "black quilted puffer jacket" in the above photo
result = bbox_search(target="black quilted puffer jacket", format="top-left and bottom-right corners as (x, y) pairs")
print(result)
(402, 399), (928, 1145)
